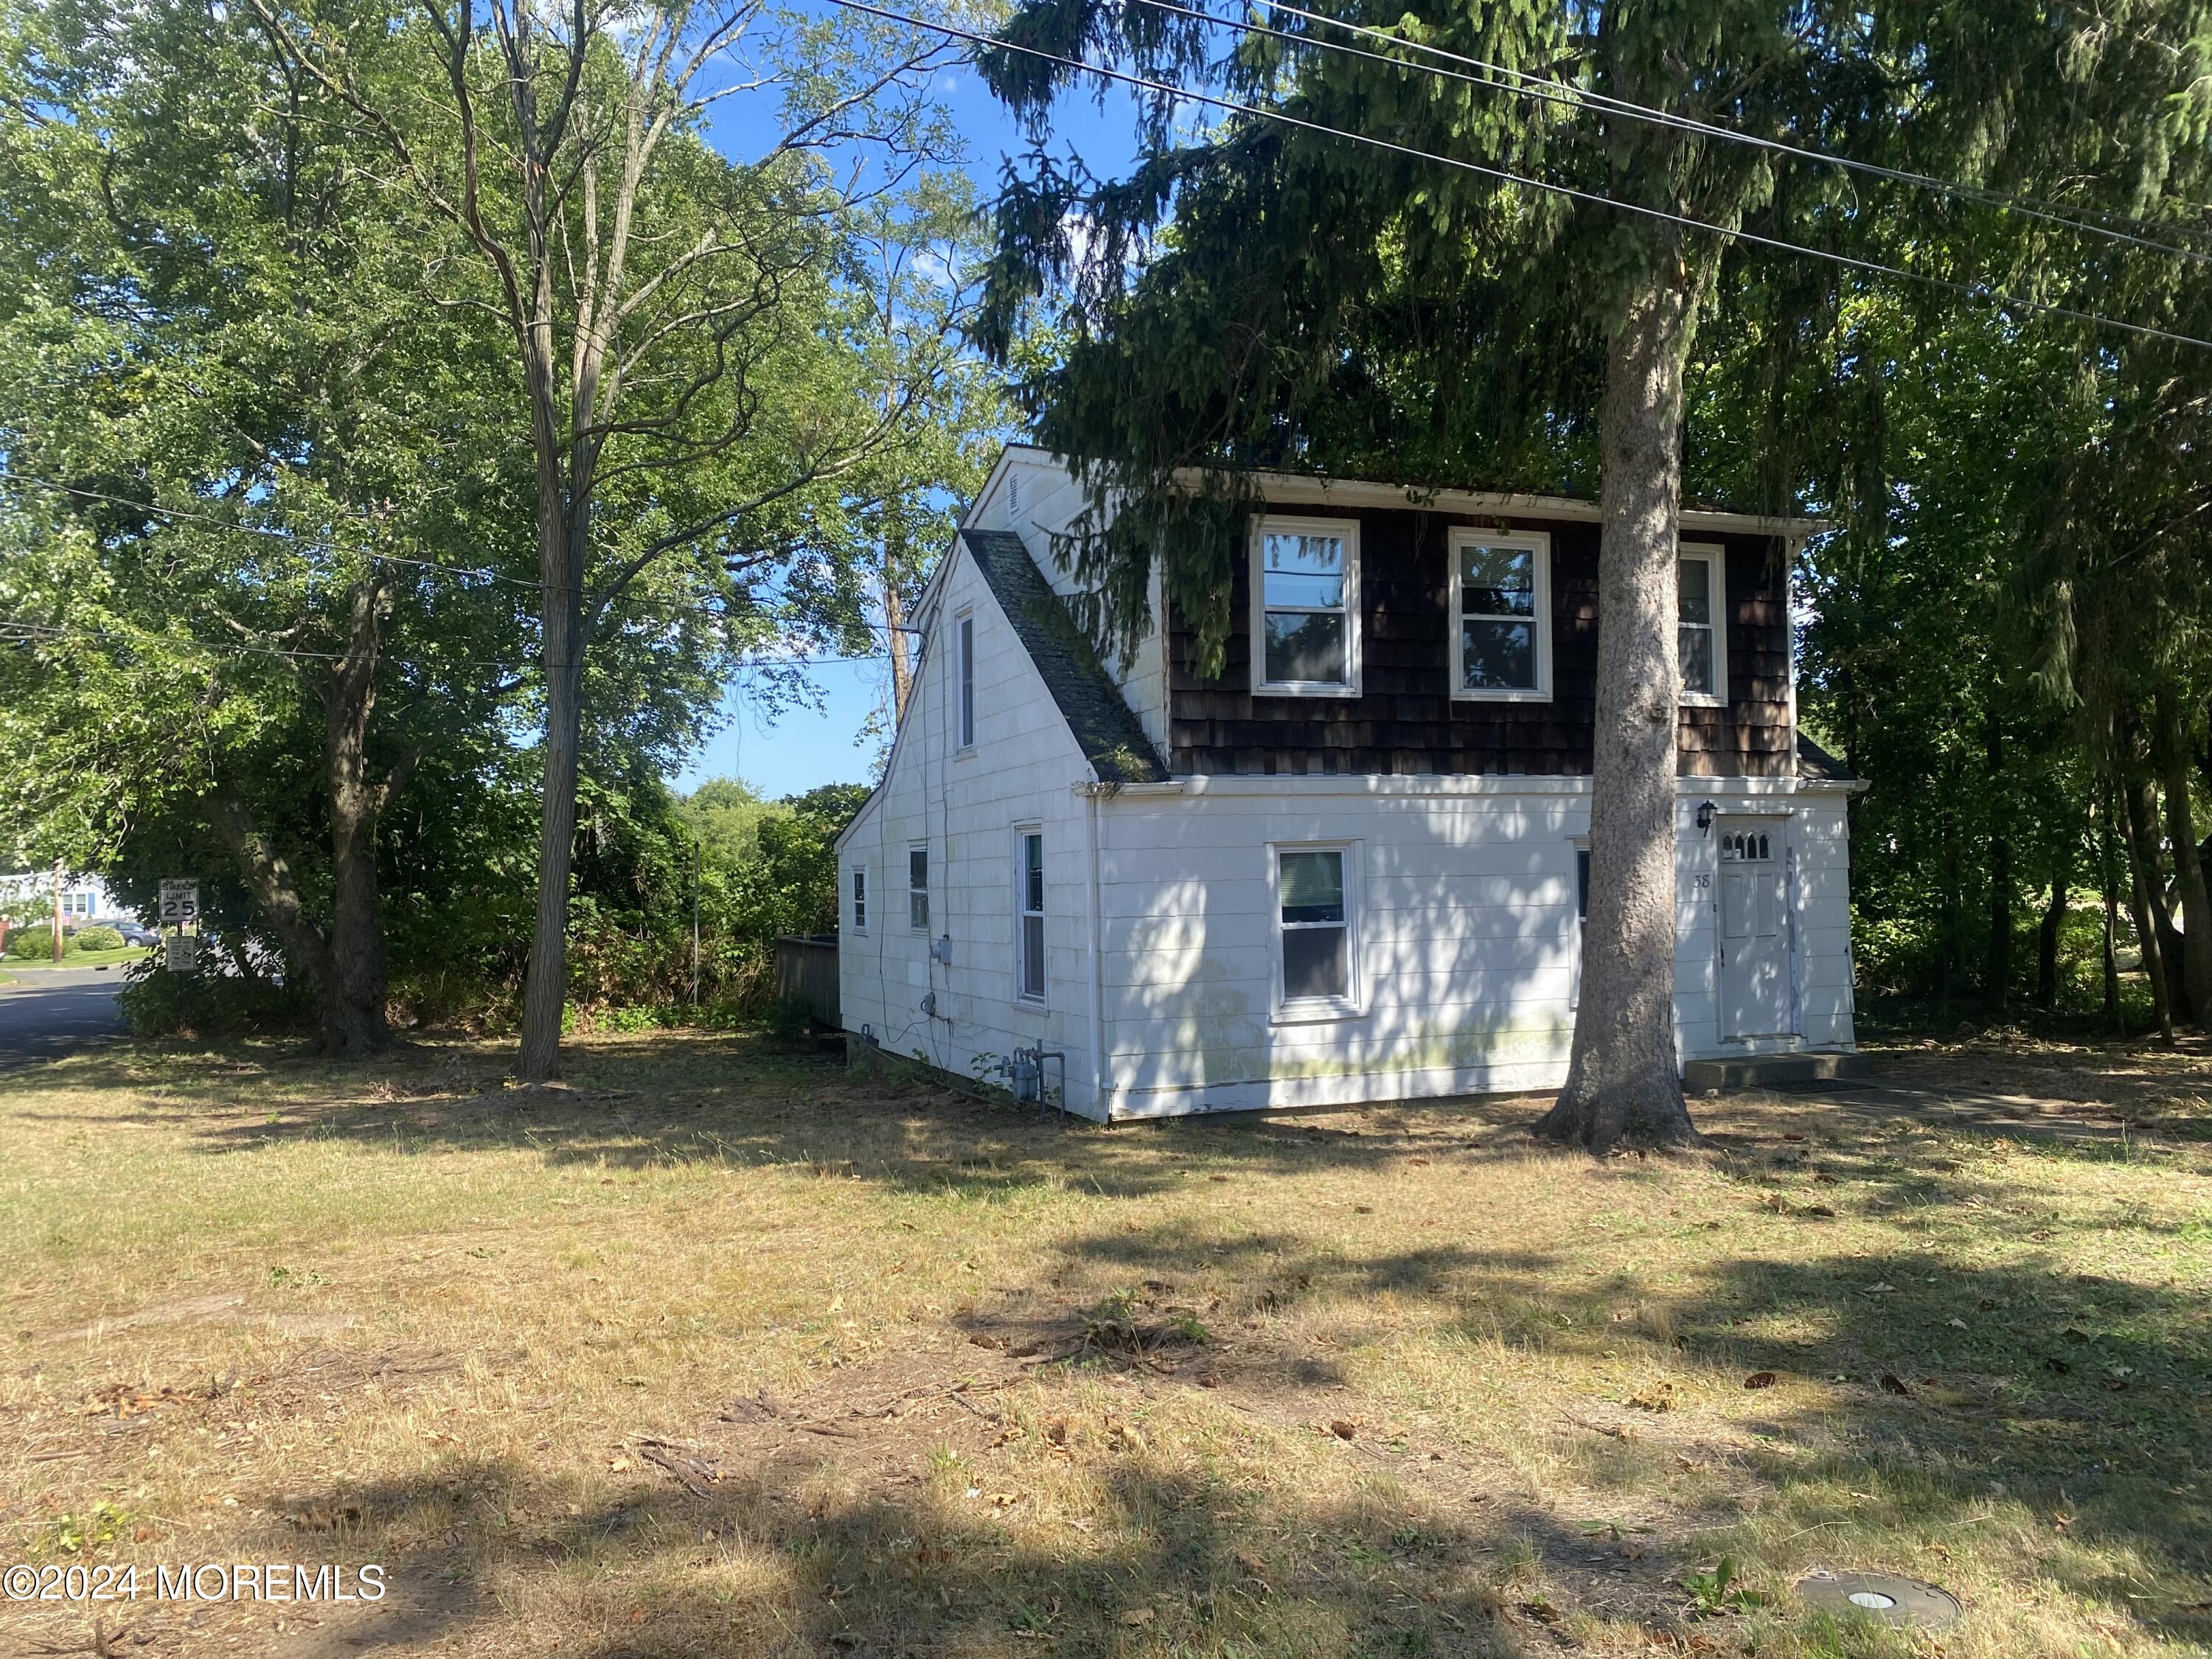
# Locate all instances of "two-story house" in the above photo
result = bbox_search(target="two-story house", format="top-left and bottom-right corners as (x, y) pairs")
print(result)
(836, 444), (1860, 1120)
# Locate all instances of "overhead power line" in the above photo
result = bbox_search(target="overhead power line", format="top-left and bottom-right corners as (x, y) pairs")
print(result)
(830, 0), (2212, 352)
(1213, 0), (2212, 265)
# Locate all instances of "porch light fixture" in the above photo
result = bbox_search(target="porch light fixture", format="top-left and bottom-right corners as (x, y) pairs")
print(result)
(1696, 800), (1717, 836)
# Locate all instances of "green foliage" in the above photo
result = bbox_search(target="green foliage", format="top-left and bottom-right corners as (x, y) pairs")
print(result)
(115, 954), (306, 1037)
(1681, 1556), (1764, 1618)
(68, 925), (124, 953)
(5, 928), (53, 959)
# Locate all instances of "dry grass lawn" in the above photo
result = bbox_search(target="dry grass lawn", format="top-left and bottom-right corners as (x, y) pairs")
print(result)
(1, 1029), (2208, 1658)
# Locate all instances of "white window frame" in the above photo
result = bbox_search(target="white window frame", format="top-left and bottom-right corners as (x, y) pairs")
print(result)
(1249, 515), (1362, 698)
(1014, 825), (1046, 1006)
(1268, 841), (1363, 1023)
(1450, 528), (1553, 703)
(849, 864), (869, 935)
(1677, 542), (1728, 707)
(908, 844), (930, 933)
(956, 610), (977, 750)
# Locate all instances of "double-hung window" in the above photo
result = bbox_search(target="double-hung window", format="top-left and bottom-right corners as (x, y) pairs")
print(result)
(1451, 529), (1551, 700)
(1677, 544), (1728, 705)
(1251, 517), (1360, 695)
(1015, 829), (1046, 1004)
(849, 866), (868, 933)
(956, 613), (976, 748)
(1274, 844), (1358, 1015)
(908, 846), (929, 932)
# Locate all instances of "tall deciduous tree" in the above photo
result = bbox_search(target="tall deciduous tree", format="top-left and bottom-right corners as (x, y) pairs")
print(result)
(972, 0), (2211, 1147)
(240, 0), (978, 1081)
(0, 0), (532, 1050)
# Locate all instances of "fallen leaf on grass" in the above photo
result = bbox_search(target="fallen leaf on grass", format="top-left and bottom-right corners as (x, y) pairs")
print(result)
(1879, 1373), (1913, 1397)
(1799, 1204), (1837, 1218)
(1628, 1382), (1677, 1413)
(1234, 1549), (1267, 1575)
(1743, 1372), (1777, 1390)
(1328, 1419), (1359, 1441)
(2043, 1357), (2072, 1374)
(1120, 1607), (1156, 1627)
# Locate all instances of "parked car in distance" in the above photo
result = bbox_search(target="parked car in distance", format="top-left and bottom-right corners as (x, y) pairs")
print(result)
(111, 921), (159, 948)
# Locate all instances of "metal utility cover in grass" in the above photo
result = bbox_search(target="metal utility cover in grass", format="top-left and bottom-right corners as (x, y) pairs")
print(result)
(1795, 1569), (1961, 1628)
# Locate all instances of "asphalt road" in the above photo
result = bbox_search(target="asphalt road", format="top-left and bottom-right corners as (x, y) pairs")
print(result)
(0, 966), (128, 1069)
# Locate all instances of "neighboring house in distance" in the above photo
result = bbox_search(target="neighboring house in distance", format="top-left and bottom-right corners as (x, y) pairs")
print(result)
(0, 871), (122, 929)
(836, 443), (1863, 1121)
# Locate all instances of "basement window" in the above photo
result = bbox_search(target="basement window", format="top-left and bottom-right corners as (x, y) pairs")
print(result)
(1452, 529), (1552, 701)
(1251, 517), (1360, 696)
(1678, 544), (1728, 705)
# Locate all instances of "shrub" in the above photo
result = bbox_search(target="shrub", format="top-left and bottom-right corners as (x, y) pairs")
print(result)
(5, 929), (55, 959)
(69, 925), (125, 953)
(115, 956), (307, 1037)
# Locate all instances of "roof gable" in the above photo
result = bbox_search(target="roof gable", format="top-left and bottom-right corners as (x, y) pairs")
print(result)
(961, 528), (1169, 786)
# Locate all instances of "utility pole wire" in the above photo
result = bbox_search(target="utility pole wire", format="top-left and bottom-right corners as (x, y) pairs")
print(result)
(1214, 0), (2212, 262)
(836, 0), (2212, 353)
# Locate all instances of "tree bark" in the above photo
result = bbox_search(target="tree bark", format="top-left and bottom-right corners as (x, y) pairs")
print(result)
(2096, 787), (2124, 1036)
(1535, 273), (1701, 1154)
(2119, 774), (2177, 1040)
(2154, 683), (2212, 1030)
(2034, 864), (2067, 1012)
(204, 578), (403, 1057)
(318, 580), (397, 1054)
(884, 570), (915, 725)
(1985, 714), (2011, 1012)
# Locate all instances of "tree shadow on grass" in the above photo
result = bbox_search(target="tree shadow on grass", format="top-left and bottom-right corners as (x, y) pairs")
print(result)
(238, 1446), (1555, 1658)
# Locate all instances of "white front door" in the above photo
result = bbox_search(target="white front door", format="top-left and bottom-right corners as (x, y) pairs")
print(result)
(1718, 820), (1792, 1039)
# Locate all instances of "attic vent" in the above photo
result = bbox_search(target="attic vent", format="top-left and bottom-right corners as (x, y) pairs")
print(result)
(1008, 472), (1022, 515)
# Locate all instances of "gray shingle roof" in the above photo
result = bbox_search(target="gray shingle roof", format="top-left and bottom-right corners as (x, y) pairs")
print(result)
(959, 528), (1169, 786)
(1796, 731), (1856, 782)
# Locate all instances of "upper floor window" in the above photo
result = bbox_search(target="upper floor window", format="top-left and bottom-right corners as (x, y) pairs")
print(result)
(1251, 517), (1360, 696)
(908, 845), (929, 931)
(1452, 529), (1551, 701)
(849, 866), (868, 933)
(1678, 544), (1728, 705)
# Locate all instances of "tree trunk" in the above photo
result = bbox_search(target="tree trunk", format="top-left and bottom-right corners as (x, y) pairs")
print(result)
(1986, 833), (2013, 1012)
(1984, 714), (2011, 1012)
(884, 572), (915, 724)
(517, 515), (586, 1083)
(51, 858), (64, 962)
(2034, 865), (2066, 1012)
(1535, 273), (1700, 1154)
(2155, 684), (2212, 1030)
(2096, 787), (2124, 1037)
(313, 580), (398, 1055)
(2119, 775), (2177, 1040)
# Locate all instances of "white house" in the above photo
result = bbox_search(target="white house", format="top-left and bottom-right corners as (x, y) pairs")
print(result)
(836, 445), (1862, 1121)
(0, 871), (122, 928)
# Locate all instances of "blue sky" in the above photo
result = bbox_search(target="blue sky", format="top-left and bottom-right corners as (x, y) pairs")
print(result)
(675, 35), (1142, 802)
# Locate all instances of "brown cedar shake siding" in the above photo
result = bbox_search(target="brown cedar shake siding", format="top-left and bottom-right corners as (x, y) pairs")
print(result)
(1165, 507), (1792, 779)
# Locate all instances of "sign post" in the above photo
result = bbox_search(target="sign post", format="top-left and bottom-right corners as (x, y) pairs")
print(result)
(159, 880), (199, 976)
